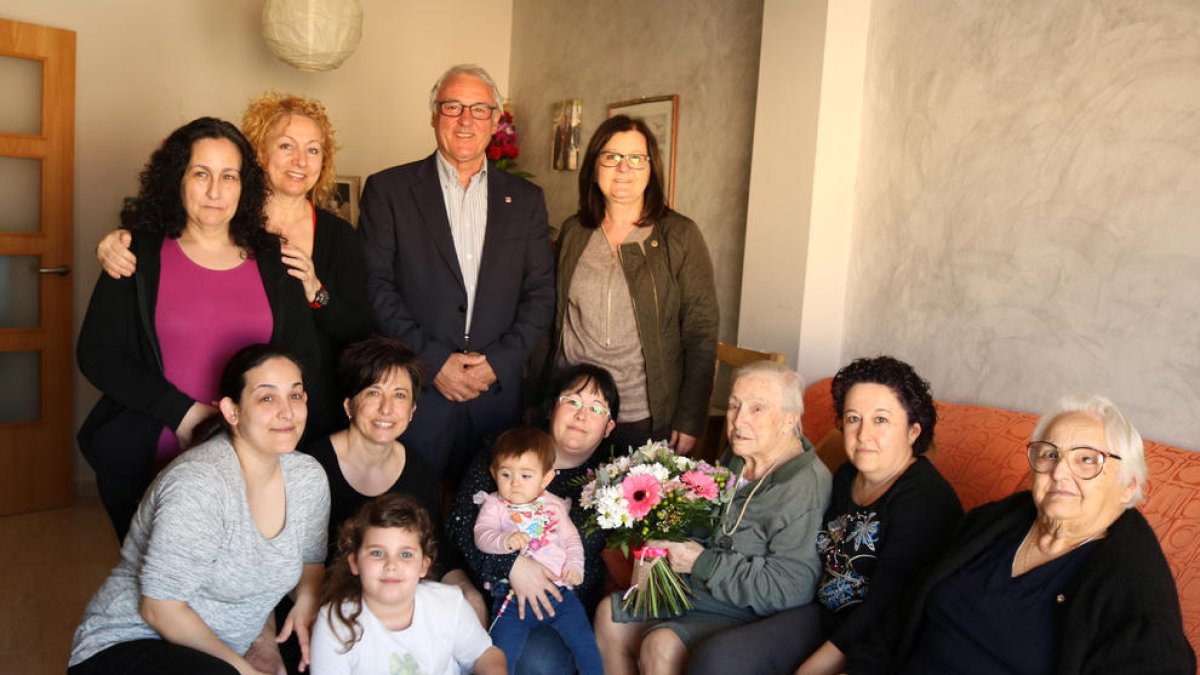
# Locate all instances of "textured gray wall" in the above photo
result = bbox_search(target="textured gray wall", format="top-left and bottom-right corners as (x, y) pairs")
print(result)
(845, 1), (1200, 447)
(508, 0), (765, 342)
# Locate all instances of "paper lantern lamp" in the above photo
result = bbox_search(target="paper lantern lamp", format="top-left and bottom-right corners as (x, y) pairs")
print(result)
(262, 0), (363, 72)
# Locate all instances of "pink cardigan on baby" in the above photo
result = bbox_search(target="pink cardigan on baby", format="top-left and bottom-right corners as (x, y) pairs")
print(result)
(473, 491), (585, 583)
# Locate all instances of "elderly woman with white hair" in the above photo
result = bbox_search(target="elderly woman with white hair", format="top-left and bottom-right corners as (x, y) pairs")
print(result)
(847, 395), (1195, 675)
(595, 361), (833, 675)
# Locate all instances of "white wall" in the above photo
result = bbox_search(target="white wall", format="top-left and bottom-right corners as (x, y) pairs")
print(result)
(844, 1), (1200, 448)
(739, 0), (870, 382)
(2, 0), (514, 485)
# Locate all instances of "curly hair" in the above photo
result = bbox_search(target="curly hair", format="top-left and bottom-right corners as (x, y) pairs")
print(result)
(831, 356), (937, 455)
(240, 91), (340, 208)
(576, 114), (669, 230)
(319, 494), (437, 653)
(121, 117), (272, 255)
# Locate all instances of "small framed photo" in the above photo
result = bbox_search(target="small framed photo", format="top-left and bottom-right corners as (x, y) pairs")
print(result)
(327, 175), (362, 226)
(552, 99), (583, 171)
(608, 95), (679, 206)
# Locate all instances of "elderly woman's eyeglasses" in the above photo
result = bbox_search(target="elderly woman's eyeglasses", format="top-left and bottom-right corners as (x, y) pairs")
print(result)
(1026, 441), (1122, 480)
(558, 395), (610, 419)
(597, 152), (650, 170)
(436, 100), (497, 120)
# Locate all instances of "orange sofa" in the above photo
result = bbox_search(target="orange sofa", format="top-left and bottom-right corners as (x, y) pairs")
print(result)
(801, 377), (1200, 657)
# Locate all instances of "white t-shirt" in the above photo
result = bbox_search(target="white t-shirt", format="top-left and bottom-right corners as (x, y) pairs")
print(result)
(311, 581), (493, 675)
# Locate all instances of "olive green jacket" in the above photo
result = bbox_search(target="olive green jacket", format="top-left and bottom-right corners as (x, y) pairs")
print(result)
(551, 211), (719, 437)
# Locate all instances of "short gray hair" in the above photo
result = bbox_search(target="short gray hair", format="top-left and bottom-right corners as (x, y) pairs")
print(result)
(1030, 394), (1147, 507)
(429, 64), (502, 114)
(731, 361), (806, 439)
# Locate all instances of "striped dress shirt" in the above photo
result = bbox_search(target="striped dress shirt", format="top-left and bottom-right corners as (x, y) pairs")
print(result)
(435, 151), (489, 339)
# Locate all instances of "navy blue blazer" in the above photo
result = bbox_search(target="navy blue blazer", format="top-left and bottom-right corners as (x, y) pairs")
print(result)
(358, 153), (555, 445)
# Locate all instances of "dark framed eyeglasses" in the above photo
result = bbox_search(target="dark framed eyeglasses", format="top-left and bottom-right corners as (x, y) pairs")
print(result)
(558, 395), (610, 419)
(436, 100), (497, 120)
(597, 151), (650, 170)
(1026, 440), (1122, 480)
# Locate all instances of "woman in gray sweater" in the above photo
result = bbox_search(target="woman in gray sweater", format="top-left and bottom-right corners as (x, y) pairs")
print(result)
(594, 361), (832, 675)
(68, 345), (330, 675)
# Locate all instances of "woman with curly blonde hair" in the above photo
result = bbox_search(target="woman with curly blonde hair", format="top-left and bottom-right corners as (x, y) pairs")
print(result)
(97, 92), (373, 437)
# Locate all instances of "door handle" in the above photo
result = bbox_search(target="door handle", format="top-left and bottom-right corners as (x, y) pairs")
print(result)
(37, 265), (71, 276)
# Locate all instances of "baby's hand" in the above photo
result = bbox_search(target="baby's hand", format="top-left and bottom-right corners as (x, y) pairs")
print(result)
(505, 532), (530, 552)
(561, 568), (583, 586)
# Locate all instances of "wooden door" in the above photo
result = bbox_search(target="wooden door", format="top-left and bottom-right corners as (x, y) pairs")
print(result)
(0, 18), (76, 514)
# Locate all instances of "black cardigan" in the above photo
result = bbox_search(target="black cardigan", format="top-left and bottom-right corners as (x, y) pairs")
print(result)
(77, 231), (324, 481)
(847, 491), (1195, 675)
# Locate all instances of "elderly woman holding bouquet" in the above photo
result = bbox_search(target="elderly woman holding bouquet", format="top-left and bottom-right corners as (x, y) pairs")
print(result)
(688, 356), (963, 675)
(594, 361), (833, 675)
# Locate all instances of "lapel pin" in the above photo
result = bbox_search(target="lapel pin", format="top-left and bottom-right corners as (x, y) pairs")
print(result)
(505, 196), (512, 203)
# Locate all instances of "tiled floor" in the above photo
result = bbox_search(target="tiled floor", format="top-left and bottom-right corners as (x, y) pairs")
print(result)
(0, 497), (119, 674)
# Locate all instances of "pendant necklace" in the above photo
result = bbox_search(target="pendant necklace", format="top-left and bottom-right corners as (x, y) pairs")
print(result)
(717, 457), (780, 550)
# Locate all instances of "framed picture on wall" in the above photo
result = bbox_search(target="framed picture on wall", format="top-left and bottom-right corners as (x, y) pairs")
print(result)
(327, 175), (362, 226)
(608, 94), (679, 206)
(552, 98), (583, 171)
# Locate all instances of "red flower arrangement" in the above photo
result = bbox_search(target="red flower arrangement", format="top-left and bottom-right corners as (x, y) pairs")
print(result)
(487, 103), (533, 179)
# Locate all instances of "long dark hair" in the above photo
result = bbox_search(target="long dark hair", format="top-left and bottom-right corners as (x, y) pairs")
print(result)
(576, 114), (668, 230)
(320, 494), (437, 652)
(192, 343), (305, 444)
(121, 116), (274, 255)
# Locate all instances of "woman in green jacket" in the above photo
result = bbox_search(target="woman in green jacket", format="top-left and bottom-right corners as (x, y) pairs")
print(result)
(550, 114), (719, 454)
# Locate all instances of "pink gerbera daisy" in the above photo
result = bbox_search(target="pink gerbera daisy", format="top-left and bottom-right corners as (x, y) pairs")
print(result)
(681, 470), (719, 501)
(622, 474), (663, 520)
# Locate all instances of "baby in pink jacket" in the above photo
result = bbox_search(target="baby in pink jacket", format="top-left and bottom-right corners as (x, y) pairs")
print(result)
(473, 427), (601, 675)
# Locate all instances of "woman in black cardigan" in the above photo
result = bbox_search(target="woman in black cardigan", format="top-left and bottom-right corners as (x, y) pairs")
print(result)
(78, 117), (321, 542)
(847, 394), (1194, 675)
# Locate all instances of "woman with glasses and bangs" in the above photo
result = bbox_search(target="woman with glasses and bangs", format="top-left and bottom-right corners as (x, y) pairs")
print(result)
(543, 115), (719, 454)
(448, 364), (621, 675)
(847, 395), (1194, 675)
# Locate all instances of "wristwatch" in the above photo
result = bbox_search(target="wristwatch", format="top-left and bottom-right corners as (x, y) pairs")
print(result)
(308, 285), (330, 309)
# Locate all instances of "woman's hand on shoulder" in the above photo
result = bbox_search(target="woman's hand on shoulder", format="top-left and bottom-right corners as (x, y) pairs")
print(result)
(96, 228), (136, 279)
(176, 401), (218, 450)
(507, 555), (562, 621)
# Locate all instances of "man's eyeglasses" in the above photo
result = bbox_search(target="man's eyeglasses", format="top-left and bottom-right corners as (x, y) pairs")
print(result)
(597, 151), (650, 170)
(558, 395), (610, 419)
(1026, 440), (1122, 480)
(436, 100), (497, 120)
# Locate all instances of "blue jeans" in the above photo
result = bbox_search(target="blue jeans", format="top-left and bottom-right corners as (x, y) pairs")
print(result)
(491, 585), (602, 675)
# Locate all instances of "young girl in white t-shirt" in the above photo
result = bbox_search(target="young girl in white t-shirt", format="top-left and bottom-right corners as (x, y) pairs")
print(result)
(310, 494), (506, 675)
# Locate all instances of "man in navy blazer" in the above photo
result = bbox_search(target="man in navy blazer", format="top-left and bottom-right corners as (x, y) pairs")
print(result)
(358, 64), (554, 483)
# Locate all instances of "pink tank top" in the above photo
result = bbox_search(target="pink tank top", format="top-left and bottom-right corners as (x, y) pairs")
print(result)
(154, 238), (272, 464)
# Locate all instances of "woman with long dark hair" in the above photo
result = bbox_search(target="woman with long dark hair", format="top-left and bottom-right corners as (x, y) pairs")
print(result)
(77, 117), (321, 541)
(546, 115), (718, 454)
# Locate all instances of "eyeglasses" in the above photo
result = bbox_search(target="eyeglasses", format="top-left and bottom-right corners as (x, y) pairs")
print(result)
(436, 100), (497, 120)
(558, 395), (610, 419)
(1026, 440), (1122, 480)
(597, 151), (650, 170)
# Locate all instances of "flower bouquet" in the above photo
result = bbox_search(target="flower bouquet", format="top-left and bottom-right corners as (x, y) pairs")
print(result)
(578, 440), (734, 618)
(486, 103), (534, 179)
